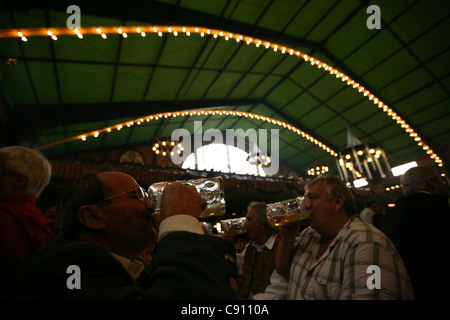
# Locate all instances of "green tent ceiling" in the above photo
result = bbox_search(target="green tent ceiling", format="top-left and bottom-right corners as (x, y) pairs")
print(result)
(0, 0), (449, 180)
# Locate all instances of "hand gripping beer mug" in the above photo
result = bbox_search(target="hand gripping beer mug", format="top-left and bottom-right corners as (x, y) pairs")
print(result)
(148, 176), (226, 218)
(266, 196), (309, 227)
(220, 217), (247, 235)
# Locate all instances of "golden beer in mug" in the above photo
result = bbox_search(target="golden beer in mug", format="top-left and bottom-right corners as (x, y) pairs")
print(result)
(266, 196), (309, 227)
(220, 217), (247, 235)
(148, 176), (226, 218)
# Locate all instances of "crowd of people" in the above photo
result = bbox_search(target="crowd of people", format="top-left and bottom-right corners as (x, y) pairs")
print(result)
(1, 145), (449, 300)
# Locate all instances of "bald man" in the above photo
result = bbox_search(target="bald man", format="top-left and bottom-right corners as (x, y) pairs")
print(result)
(1, 172), (237, 299)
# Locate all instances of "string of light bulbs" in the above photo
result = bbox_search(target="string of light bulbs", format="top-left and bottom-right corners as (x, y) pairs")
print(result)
(36, 109), (337, 156)
(0, 24), (442, 168)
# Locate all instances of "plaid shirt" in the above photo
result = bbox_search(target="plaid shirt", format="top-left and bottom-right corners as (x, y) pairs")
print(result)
(287, 216), (415, 299)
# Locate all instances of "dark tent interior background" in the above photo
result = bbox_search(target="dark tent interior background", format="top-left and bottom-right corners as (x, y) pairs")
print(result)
(1, 0), (449, 217)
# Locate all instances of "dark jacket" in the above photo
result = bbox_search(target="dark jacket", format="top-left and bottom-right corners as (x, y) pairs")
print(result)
(1, 231), (238, 300)
(380, 192), (450, 299)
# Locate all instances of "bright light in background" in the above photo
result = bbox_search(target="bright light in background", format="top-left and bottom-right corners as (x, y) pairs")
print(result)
(353, 178), (369, 188)
(391, 161), (418, 176)
(182, 144), (267, 176)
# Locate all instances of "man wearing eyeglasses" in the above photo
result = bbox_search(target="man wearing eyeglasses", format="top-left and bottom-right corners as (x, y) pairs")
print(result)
(1, 171), (238, 300)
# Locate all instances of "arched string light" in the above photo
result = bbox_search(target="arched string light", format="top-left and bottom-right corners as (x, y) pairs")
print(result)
(36, 109), (336, 155)
(35, 109), (365, 178)
(0, 25), (442, 168)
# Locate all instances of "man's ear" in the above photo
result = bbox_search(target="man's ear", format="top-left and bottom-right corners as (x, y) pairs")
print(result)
(334, 196), (345, 211)
(12, 174), (28, 191)
(76, 205), (107, 230)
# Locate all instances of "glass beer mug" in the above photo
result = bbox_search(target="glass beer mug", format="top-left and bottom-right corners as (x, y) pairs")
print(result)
(148, 176), (226, 218)
(220, 217), (247, 235)
(266, 196), (309, 227)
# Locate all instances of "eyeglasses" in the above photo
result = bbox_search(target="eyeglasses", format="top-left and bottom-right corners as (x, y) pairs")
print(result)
(102, 186), (148, 202)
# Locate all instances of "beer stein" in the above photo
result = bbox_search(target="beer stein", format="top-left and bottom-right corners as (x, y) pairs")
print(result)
(148, 176), (226, 218)
(266, 196), (309, 227)
(220, 217), (247, 235)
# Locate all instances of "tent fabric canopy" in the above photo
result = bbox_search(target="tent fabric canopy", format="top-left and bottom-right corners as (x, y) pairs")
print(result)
(0, 0), (448, 181)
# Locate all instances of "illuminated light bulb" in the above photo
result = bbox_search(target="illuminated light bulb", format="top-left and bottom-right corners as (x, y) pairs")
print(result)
(168, 27), (172, 32)
(51, 35), (57, 40)
(96, 28), (102, 34)
(153, 27), (157, 32)
(47, 30), (53, 36)
(21, 36), (27, 42)
(94, 132), (99, 137)
(265, 42), (270, 49)
(141, 31), (146, 37)
(101, 33), (107, 39)
(118, 28), (123, 34)
(107, 128), (111, 132)
(122, 33), (127, 38)
(81, 135), (86, 141)
(136, 27), (141, 33)
(207, 29), (211, 34)
(158, 31), (162, 37)
(18, 31), (23, 37)
(201, 32), (205, 37)
(213, 34), (217, 38)
(195, 28), (199, 32)
(173, 31), (178, 36)
(182, 27), (187, 32)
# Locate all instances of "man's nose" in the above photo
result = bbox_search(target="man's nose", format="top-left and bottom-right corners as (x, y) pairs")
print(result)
(145, 198), (156, 212)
